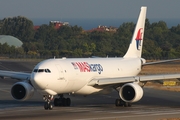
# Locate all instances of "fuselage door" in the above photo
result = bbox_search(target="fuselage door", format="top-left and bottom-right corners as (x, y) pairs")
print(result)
(56, 64), (65, 80)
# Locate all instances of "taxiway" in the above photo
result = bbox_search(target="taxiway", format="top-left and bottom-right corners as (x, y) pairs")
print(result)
(0, 60), (180, 120)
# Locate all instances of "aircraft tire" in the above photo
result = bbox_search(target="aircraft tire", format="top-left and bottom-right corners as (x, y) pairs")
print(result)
(44, 102), (53, 110)
(44, 103), (49, 110)
(48, 104), (53, 110)
(115, 99), (121, 106)
(66, 98), (71, 106)
(54, 98), (58, 106)
(115, 99), (124, 106)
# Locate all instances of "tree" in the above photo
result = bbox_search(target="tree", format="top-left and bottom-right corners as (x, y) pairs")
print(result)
(171, 24), (180, 34)
(1, 15), (180, 59)
(0, 16), (35, 42)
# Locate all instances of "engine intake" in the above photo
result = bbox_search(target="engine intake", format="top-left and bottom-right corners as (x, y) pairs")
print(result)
(11, 82), (34, 101)
(119, 83), (143, 103)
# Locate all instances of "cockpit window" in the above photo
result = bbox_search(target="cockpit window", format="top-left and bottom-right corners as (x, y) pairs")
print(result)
(33, 69), (51, 73)
(45, 69), (51, 73)
(38, 69), (44, 72)
(46, 69), (51, 73)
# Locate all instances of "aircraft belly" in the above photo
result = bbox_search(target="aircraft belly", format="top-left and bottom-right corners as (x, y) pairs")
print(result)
(67, 75), (90, 92)
(75, 85), (102, 95)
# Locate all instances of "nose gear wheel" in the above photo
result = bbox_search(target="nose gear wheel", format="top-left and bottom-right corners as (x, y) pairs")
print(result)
(43, 95), (53, 110)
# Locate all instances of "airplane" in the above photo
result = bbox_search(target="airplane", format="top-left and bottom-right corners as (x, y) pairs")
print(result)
(1, 6), (180, 110)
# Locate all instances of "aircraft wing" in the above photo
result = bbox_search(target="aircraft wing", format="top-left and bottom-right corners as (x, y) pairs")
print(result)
(88, 74), (180, 86)
(0, 70), (31, 80)
(143, 59), (180, 65)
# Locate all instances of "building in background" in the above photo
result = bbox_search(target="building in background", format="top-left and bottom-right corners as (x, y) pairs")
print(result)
(50, 21), (69, 29)
(34, 21), (69, 30)
(87, 25), (117, 32)
(0, 35), (23, 47)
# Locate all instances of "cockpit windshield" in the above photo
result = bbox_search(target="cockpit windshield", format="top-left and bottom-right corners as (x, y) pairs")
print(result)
(33, 69), (51, 73)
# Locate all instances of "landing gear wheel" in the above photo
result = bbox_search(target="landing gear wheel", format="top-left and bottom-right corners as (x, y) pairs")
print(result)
(44, 102), (49, 110)
(127, 103), (132, 107)
(62, 98), (66, 106)
(43, 95), (54, 110)
(66, 98), (71, 106)
(48, 104), (53, 110)
(115, 99), (122, 106)
(44, 102), (53, 110)
(54, 98), (59, 106)
(115, 99), (132, 107)
(54, 95), (71, 107)
(123, 102), (129, 107)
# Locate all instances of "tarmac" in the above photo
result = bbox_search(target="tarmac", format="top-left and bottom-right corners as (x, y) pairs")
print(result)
(0, 60), (180, 120)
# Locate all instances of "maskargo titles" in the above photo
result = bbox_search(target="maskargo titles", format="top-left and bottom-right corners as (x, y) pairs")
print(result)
(71, 62), (103, 74)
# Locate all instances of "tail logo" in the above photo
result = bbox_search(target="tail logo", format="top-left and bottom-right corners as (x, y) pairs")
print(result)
(135, 28), (143, 50)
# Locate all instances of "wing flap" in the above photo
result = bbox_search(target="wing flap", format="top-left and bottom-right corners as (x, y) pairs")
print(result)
(88, 74), (180, 86)
(0, 70), (31, 80)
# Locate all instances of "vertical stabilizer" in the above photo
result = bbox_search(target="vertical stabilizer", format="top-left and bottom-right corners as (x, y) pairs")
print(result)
(123, 6), (147, 58)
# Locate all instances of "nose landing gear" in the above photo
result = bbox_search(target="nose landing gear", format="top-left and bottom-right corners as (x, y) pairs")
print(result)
(43, 95), (53, 110)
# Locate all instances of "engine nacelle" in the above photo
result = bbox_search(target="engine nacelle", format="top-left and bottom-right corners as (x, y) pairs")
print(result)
(119, 83), (143, 103)
(11, 82), (34, 101)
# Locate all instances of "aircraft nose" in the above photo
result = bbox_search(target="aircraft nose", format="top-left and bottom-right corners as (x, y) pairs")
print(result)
(31, 73), (47, 89)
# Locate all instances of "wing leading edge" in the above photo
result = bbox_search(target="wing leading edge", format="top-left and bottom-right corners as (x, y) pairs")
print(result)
(0, 70), (31, 80)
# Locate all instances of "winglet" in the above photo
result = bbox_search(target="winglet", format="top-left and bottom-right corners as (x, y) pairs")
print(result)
(123, 6), (147, 58)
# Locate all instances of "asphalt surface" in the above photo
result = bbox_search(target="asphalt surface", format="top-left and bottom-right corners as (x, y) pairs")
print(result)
(0, 60), (180, 120)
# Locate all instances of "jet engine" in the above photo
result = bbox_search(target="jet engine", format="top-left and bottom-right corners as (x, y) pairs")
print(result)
(119, 83), (143, 102)
(11, 82), (34, 101)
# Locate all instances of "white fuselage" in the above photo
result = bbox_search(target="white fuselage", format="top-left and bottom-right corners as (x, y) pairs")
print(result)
(30, 57), (142, 95)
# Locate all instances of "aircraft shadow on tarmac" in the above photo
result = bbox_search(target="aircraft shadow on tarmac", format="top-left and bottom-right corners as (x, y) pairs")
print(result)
(1, 89), (180, 110)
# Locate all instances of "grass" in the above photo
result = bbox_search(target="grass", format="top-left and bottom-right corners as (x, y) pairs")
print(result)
(140, 61), (180, 92)
(160, 118), (180, 120)
(141, 63), (180, 74)
(141, 62), (180, 120)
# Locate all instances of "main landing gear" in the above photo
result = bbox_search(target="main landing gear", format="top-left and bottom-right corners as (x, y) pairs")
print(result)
(54, 94), (71, 107)
(115, 99), (131, 107)
(43, 94), (71, 110)
(43, 95), (53, 110)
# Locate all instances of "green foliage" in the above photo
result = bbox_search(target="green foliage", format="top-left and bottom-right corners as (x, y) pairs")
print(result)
(0, 16), (35, 42)
(1, 16), (180, 59)
(0, 43), (25, 57)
